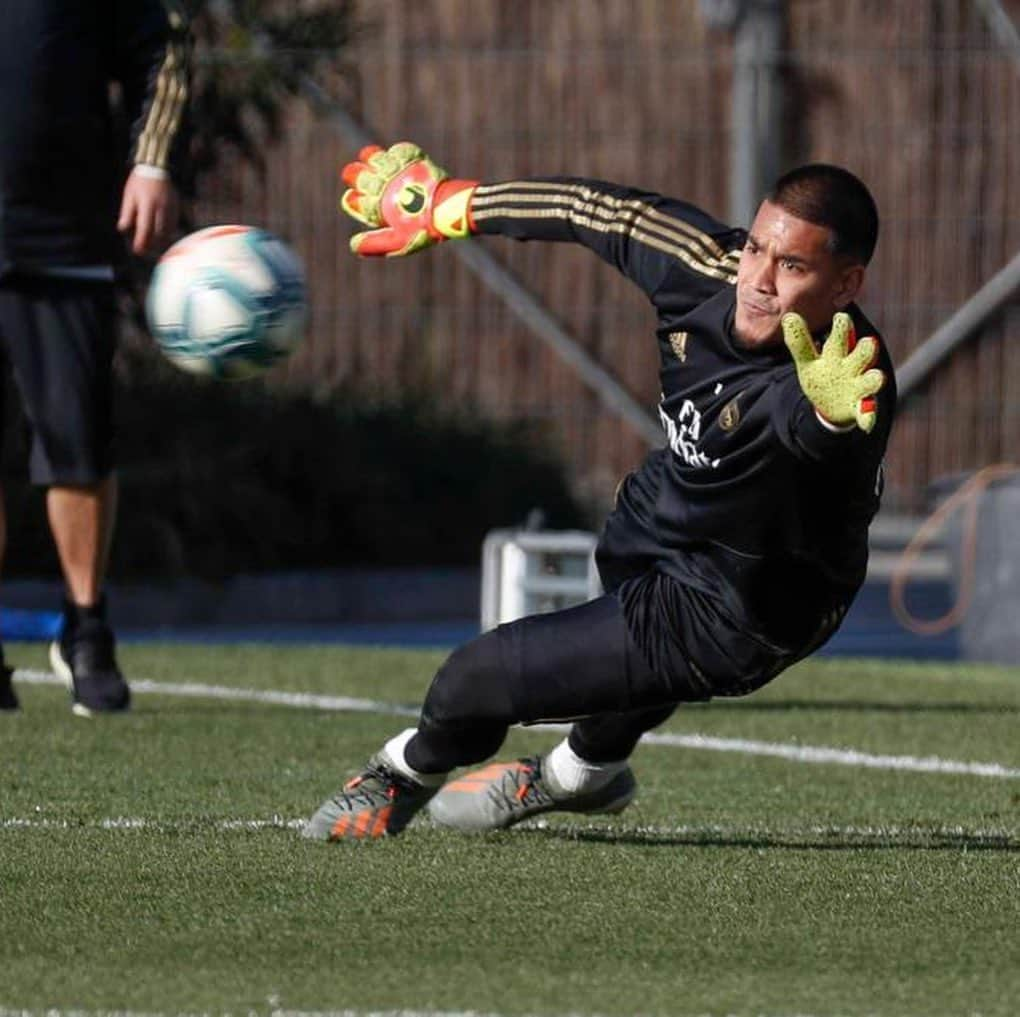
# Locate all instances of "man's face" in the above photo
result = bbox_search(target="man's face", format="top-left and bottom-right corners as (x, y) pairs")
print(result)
(733, 200), (864, 348)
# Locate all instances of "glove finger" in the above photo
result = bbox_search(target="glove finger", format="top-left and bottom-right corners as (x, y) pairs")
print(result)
(844, 316), (858, 352)
(846, 336), (879, 374)
(781, 312), (817, 365)
(367, 142), (418, 180)
(350, 225), (421, 257)
(846, 368), (885, 406)
(341, 159), (372, 188)
(341, 160), (386, 198)
(387, 229), (433, 257)
(387, 141), (425, 167)
(340, 188), (380, 227)
(855, 397), (878, 433)
(821, 312), (853, 361)
(856, 366), (886, 398)
(349, 227), (391, 257)
(342, 146), (386, 188)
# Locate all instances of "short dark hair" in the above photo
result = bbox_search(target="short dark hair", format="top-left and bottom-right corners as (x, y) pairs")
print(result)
(767, 164), (879, 265)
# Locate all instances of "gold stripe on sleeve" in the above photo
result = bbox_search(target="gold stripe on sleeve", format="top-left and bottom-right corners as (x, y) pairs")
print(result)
(472, 182), (739, 283)
(134, 14), (189, 170)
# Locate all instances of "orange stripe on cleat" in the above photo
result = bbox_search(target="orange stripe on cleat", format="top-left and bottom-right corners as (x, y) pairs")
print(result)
(444, 764), (515, 793)
(353, 810), (377, 838)
(330, 815), (352, 839)
(469, 763), (516, 780)
(370, 805), (393, 838)
(444, 780), (481, 793)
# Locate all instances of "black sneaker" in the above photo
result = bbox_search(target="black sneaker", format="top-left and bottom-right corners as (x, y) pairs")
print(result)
(0, 663), (18, 711)
(302, 750), (440, 841)
(49, 603), (130, 717)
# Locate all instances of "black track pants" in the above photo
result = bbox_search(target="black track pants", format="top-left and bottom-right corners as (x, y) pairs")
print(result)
(405, 594), (678, 774)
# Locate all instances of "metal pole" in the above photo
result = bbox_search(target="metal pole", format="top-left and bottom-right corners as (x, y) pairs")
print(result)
(972, 0), (1020, 73)
(896, 248), (1020, 400)
(299, 77), (663, 448)
(730, 0), (785, 228)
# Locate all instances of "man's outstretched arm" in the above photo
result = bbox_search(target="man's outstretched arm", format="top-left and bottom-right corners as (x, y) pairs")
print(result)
(339, 141), (743, 303)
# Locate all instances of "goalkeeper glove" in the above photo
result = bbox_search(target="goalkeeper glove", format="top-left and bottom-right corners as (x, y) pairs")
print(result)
(782, 311), (885, 434)
(339, 142), (478, 257)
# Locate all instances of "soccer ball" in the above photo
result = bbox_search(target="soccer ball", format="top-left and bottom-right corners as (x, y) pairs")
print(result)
(145, 225), (308, 379)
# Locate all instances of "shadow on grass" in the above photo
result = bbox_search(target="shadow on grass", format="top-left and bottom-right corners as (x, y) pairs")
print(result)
(513, 822), (1020, 852)
(696, 700), (1020, 715)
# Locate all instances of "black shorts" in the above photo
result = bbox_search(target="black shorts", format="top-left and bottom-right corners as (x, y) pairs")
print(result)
(616, 568), (800, 700)
(0, 275), (116, 485)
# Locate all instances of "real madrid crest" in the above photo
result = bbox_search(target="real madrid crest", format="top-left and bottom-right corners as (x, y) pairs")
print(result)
(719, 396), (741, 432)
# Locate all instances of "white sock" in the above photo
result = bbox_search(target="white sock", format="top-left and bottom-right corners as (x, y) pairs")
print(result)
(545, 737), (628, 794)
(381, 728), (447, 787)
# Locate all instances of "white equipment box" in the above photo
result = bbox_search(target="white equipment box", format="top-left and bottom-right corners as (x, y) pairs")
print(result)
(480, 529), (603, 631)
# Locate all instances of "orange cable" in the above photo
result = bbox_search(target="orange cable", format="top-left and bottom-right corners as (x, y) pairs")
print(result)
(889, 463), (1020, 636)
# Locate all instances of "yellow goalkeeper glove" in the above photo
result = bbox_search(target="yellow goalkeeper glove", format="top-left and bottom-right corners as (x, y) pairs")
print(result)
(782, 311), (885, 433)
(339, 142), (478, 257)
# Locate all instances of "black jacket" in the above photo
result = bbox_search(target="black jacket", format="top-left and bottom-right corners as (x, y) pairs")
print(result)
(471, 177), (897, 653)
(0, 0), (190, 275)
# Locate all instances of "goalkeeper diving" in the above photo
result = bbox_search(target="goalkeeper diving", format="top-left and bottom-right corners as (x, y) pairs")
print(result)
(304, 141), (896, 840)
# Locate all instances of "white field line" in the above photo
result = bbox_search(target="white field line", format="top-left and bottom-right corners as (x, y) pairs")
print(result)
(0, 1005), (997, 1017)
(0, 815), (304, 832)
(639, 730), (1020, 778)
(0, 1009), (615, 1017)
(14, 668), (419, 717)
(14, 668), (1020, 780)
(0, 1008), (780, 1017)
(2, 815), (1018, 847)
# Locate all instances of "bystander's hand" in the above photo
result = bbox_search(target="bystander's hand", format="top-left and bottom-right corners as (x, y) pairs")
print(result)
(117, 167), (179, 256)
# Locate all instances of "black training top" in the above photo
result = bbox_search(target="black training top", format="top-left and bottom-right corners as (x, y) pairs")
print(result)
(471, 177), (897, 652)
(0, 0), (190, 276)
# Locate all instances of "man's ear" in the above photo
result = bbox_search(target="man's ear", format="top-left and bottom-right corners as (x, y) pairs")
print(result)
(833, 264), (865, 310)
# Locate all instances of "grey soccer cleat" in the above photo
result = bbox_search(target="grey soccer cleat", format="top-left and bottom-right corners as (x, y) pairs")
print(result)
(302, 752), (440, 841)
(427, 754), (636, 833)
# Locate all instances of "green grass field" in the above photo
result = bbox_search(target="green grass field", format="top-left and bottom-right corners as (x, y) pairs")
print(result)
(2, 641), (1019, 1017)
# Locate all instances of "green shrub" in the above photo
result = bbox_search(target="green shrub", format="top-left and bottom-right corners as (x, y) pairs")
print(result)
(1, 350), (585, 581)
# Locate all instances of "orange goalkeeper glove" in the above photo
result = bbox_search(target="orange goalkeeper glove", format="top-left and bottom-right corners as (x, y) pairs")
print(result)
(340, 142), (478, 257)
(782, 311), (885, 433)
